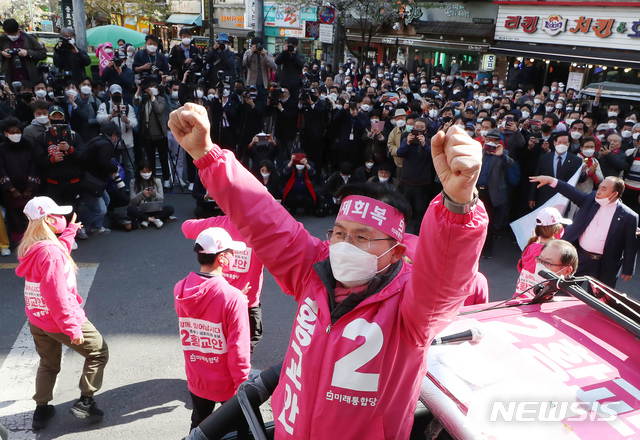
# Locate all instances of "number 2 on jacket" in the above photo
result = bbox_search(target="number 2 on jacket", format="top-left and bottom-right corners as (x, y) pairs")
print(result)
(331, 318), (383, 392)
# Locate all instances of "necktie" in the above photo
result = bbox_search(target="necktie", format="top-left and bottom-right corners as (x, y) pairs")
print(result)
(556, 156), (562, 178)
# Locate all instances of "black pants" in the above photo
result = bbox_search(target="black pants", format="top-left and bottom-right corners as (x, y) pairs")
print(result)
(248, 305), (263, 353)
(575, 248), (618, 288)
(146, 137), (170, 181)
(190, 391), (224, 431)
(399, 183), (432, 235)
(46, 181), (81, 212)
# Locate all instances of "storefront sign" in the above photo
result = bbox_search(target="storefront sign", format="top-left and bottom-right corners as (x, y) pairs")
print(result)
(496, 5), (640, 50)
(265, 27), (305, 38)
(245, 0), (256, 29)
(319, 23), (333, 43)
(274, 5), (302, 29)
(220, 15), (245, 28)
(481, 54), (495, 71)
(60, 0), (74, 29)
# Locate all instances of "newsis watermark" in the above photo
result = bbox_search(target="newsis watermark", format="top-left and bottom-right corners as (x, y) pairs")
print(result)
(489, 401), (618, 423)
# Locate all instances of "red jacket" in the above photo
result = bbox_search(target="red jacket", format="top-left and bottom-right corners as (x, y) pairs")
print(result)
(174, 272), (251, 401)
(16, 224), (85, 340)
(195, 146), (487, 439)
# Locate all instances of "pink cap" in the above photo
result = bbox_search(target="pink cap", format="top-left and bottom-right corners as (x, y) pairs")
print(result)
(336, 195), (405, 242)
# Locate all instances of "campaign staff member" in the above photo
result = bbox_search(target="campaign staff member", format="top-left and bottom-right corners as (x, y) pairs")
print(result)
(15, 197), (108, 430)
(171, 103), (487, 440)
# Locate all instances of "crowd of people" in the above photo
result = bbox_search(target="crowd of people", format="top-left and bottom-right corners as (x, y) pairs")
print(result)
(1, 16), (640, 437)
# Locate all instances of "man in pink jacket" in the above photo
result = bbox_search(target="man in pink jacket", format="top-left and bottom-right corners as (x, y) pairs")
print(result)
(182, 216), (265, 352)
(175, 227), (251, 431)
(170, 103), (487, 440)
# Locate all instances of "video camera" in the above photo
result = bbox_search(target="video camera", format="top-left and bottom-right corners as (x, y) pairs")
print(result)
(58, 36), (74, 50)
(140, 64), (160, 89)
(185, 54), (204, 83)
(113, 49), (125, 67)
(268, 84), (282, 108)
(5, 48), (22, 70)
(46, 70), (72, 99)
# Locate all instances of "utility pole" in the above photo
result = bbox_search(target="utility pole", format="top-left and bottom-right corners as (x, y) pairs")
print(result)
(209, 0), (215, 47)
(333, 13), (344, 67)
(255, 0), (264, 41)
(71, 0), (87, 51)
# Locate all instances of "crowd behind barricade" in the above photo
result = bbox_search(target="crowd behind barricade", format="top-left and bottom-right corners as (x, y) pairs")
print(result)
(0, 19), (638, 289)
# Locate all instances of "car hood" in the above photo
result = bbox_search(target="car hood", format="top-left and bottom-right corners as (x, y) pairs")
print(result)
(424, 298), (640, 440)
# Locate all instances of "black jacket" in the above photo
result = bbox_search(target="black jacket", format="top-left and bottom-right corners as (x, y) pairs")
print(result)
(53, 45), (91, 82)
(36, 127), (85, 182)
(169, 43), (201, 80)
(0, 138), (39, 192)
(275, 50), (304, 90)
(270, 97), (298, 142)
(84, 134), (119, 182)
(529, 151), (583, 206)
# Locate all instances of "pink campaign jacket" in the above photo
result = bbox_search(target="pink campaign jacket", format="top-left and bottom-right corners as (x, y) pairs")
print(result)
(182, 216), (264, 308)
(174, 272), (251, 401)
(195, 146), (487, 440)
(15, 224), (85, 340)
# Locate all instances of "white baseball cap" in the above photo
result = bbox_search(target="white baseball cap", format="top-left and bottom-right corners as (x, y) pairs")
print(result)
(195, 227), (246, 254)
(536, 207), (572, 227)
(109, 84), (123, 94)
(23, 196), (72, 220)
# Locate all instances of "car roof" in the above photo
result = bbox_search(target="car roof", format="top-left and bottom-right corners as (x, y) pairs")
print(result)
(580, 82), (640, 103)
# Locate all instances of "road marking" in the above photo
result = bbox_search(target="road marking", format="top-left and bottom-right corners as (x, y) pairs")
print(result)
(0, 264), (98, 439)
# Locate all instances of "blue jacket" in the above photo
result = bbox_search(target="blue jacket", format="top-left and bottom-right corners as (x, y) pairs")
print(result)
(555, 180), (638, 279)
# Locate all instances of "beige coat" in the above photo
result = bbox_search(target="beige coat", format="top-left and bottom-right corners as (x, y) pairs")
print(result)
(387, 126), (405, 168)
(242, 49), (276, 87)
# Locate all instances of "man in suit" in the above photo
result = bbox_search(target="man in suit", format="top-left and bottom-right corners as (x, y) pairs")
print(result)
(530, 175), (638, 288)
(529, 132), (583, 209)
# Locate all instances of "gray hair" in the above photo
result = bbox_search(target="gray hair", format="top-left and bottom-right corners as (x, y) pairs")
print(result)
(608, 132), (622, 142)
(61, 27), (75, 37)
(633, 122), (640, 132)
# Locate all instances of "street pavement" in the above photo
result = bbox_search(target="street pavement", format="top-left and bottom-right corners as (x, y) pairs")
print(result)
(1, 191), (638, 439)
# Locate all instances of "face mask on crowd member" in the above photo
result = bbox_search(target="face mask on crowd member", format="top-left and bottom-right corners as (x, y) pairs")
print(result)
(595, 177), (621, 206)
(146, 39), (158, 53)
(580, 140), (596, 158)
(554, 135), (570, 154)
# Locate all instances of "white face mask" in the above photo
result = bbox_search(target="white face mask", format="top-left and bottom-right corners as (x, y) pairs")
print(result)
(622, 130), (632, 138)
(483, 102), (492, 110)
(545, 106), (554, 113)
(609, 122), (618, 129)
(597, 134), (605, 141)
(171, 91), (179, 99)
(69, 38), (75, 45)
(127, 50), (134, 58)
(596, 196), (613, 206)
(295, 164), (306, 171)
(555, 103), (563, 109)
(608, 111), (618, 118)
(48, 91), (55, 99)
(66, 89), (78, 98)
(564, 119), (575, 126)
(80, 86), (92, 95)
(7, 34), (19, 42)
(633, 132), (640, 140)
(420, 88), (428, 94)
(551, 87), (557, 92)
(533, 262), (550, 285)
(195, 90), (204, 99)
(346, 86), (353, 92)
(428, 109), (438, 119)
(149, 88), (158, 96)
(480, 130), (489, 137)
(261, 172), (270, 178)
(207, 93), (215, 100)
(582, 148), (595, 157)
(379, 176), (389, 183)
(35, 115), (49, 125)
(534, 98), (541, 105)
(105, 48), (113, 54)
(182, 38), (191, 46)
(490, 93), (498, 99)
(360, 104), (371, 112)
(329, 241), (398, 288)
(140, 172), (153, 180)
(395, 119), (406, 128)
(570, 131), (582, 140)
(223, 89), (230, 98)
(7, 133), (21, 143)
(555, 143), (569, 154)
(521, 111), (530, 119)
(35, 90), (47, 98)
(146, 45), (157, 53)
(329, 93), (337, 101)
(365, 162), (374, 169)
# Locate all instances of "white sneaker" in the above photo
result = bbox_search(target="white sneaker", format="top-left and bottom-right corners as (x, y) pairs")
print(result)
(163, 180), (171, 189)
(179, 178), (187, 187)
(0, 248), (10, 257)
(153, 219), (163, 228)
(71, 242), (78, 251)
(188, 183), (194, 191)
(140, 221), (149, 228)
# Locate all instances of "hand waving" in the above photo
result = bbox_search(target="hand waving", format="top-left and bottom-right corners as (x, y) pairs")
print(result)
(169, 103), (214, 160)
(431, 125), (482, 205)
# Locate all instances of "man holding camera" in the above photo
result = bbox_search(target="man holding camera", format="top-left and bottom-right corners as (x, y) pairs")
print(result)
(242, 37), (276, 113)
(275, 37), (304, 101)
(205, 33), (237, 87)
(133, 35), (169, 79)
(169, 28), (202, 81)
(0, 19), (46, 85)
(100, 50), (136, 105)
(96, 84), (138, 184)
(53, 28), (91, 83)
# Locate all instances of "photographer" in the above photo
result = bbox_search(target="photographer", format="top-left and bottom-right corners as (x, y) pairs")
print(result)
(35, 105), (86, 215)
(0, 19), (46, 85)
(56, 82), (91, 142)
(236, 85), (263, 163)
(133, 35), (169, 78)
(267, 86), (297, 166)
(14, 81), (36, 125)
(81, 122), (122, 236)
(100, 49), (136, 105)
(246, 133), (278, 176)
(96, 84), (138, 184)
(52, 28), (91, 83)
(298, 88), (331, 175)
(169, 28), (201, 81)
(275, 37), (304, 100)
(133, 83), (170, 188)
(205, 33), (237, 86)
(209, 82), (239, 153)
(242, 37), (276, 112)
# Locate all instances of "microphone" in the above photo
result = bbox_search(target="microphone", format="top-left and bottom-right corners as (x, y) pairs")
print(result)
(537, 269), (558, 280)
(431, 327), (483, 345)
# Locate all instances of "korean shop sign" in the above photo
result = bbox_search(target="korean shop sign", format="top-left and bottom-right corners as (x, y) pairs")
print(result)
(495, 5), (640, 50)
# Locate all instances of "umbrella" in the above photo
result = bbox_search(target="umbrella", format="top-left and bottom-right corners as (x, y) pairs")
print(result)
(86, 25), (147, 48)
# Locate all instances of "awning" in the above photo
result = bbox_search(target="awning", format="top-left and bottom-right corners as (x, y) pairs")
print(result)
(490, 41), (640, 70)
(346, 34), (489, 53)
(166, 14), (202, 26)
(217, 28), (255, 38)
(413, 21), (494, 39)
